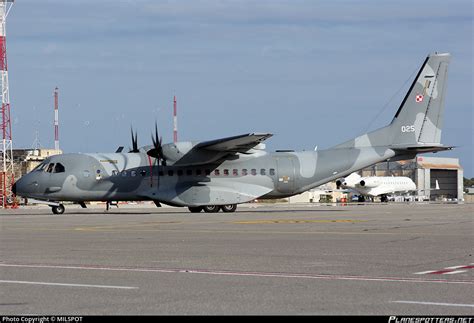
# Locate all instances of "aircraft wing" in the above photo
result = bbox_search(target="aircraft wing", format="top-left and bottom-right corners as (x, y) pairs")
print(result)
(195, 133), (273, 153)
(152, 133), (274, 166)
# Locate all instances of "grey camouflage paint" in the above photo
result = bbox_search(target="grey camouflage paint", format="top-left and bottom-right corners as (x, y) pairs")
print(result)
(14, 53), (451, 207)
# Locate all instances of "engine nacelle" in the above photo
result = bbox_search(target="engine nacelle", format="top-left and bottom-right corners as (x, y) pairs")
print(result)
(359, 178), (379, 188)
(336, 179), (348, 188)
(161, 141), (196, 163)
(336, 173), (361, 188)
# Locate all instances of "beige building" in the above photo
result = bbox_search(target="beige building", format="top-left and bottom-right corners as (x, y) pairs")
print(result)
(13, 148), (63, 179)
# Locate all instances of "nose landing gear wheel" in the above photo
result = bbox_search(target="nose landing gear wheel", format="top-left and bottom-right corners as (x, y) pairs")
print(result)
(188, 206), (203, 213)
(52, 204), (65, 215)
(221, 204), (237, 213)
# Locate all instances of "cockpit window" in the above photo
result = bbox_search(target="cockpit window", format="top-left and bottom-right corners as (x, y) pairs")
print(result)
(33, 162), (47, 172)
(53, 163), (65, 173)
(46, 163), (55, 173)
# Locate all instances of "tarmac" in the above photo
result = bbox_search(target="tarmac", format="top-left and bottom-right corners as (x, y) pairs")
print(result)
(1, 202), (473, 315)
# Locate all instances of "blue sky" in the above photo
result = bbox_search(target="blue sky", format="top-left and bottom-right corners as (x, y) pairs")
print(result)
(7, 0), (473, 176)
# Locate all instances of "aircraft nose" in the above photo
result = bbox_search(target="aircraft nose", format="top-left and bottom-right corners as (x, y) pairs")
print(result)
(11, 176), (29, 197)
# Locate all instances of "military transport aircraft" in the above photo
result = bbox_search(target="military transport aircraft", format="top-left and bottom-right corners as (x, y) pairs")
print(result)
(13, 53), (452, 214)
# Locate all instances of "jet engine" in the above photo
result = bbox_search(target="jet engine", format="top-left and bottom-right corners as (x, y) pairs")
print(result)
(336, 173), (361, 189)
(336, 179), (346, 189)
(358, 178), (379, 188)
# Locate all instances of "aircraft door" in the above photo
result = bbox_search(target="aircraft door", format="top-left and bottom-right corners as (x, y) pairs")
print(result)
(276, 156), (296, 194)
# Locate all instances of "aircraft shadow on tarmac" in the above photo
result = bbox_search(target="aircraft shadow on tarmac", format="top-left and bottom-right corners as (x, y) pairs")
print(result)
(2, 208), (348, 216)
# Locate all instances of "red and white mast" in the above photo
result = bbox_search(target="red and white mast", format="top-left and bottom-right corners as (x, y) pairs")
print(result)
(54, 87), (59, 151)
(0, 0), (15, 208)
(173, 95), (178, 143)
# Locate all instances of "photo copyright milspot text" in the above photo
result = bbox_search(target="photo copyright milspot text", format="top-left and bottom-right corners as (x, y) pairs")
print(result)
(2, 317), (83, 323)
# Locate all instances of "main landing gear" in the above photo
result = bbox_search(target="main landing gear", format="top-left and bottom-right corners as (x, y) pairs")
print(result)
(188, 204), (237, 213)
(51, 203), (65, 215)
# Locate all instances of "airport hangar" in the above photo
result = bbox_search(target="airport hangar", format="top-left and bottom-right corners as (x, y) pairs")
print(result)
(12, 149), (464, 203)
(289, 156), (464, 203)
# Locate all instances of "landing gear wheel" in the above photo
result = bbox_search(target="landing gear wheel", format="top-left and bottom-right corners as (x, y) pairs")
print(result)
(358, 196), (365, 203)
(381, 195), (388, 203)
(52, 204), (65, 215)
(221, 204), (237, 213)
(188, 206), (203, 213)
(203, 205), (220, 213)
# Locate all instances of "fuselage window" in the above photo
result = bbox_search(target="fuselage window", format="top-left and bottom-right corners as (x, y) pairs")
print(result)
(260, 169), (266, 176)
(223, 169), (229, 176)
(233, 169), (238, 176)
(131, 170), (136, 177)
(122, 171), (127, 177)
(196, 169), (202, 176)
(112, 170), (118, 176)
(251, 169), (257, 176)
(214, 169), (220, 176)
(242, 169), (248, 176)
(269, 168), (276, 176)
(159, 171), (164, 176)
(205, 169), (211, 176)
(186, 169), (193, 176)
(168, 170), (174, 176)
(177, 170), (183, 176)
(140, 170), (147, 177)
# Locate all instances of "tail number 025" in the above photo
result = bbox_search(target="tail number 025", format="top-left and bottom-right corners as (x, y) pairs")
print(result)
(401, 125), (415, 133)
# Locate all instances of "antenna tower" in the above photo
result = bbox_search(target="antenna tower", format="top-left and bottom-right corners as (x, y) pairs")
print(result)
(54, 87), (59, 150)
(173, 95), (178, 143)
(0, 0), (15, 208)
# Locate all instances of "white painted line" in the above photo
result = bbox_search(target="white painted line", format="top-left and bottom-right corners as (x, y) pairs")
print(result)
(445, 265), (467, 269)
(392, 301), (474, 308)
(443, 270), (468, 275)
(1, 263), (473, 285)
(0, 280), (138, 290)
(413, 270), (435, 275)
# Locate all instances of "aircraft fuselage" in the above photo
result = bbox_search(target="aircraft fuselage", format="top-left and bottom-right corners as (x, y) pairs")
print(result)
(14, 146), (396, 208)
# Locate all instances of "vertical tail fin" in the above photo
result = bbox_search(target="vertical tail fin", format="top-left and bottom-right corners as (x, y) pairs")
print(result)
(332, 53), (451, 152)
(389, 53), (451, 147)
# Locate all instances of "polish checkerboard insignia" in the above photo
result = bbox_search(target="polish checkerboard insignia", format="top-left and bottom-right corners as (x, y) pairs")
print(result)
(415, 94), (424, 103)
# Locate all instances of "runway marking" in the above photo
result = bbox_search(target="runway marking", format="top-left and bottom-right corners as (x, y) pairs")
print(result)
(74, 221), (182, 231)
(392, 301), (474, 308)
(414, 264), (474, 275)
(1, 263), (473, 286)
(0, 280), (138, 290)
(233, 219), (366, 224)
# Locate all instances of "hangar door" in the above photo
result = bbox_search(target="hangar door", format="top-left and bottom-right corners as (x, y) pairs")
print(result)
(430, 169), (458, 200)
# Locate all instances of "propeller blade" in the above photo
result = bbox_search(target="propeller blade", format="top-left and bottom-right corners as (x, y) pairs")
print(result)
(129, 127), (139, 153)
(148, 122), (166, 165)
